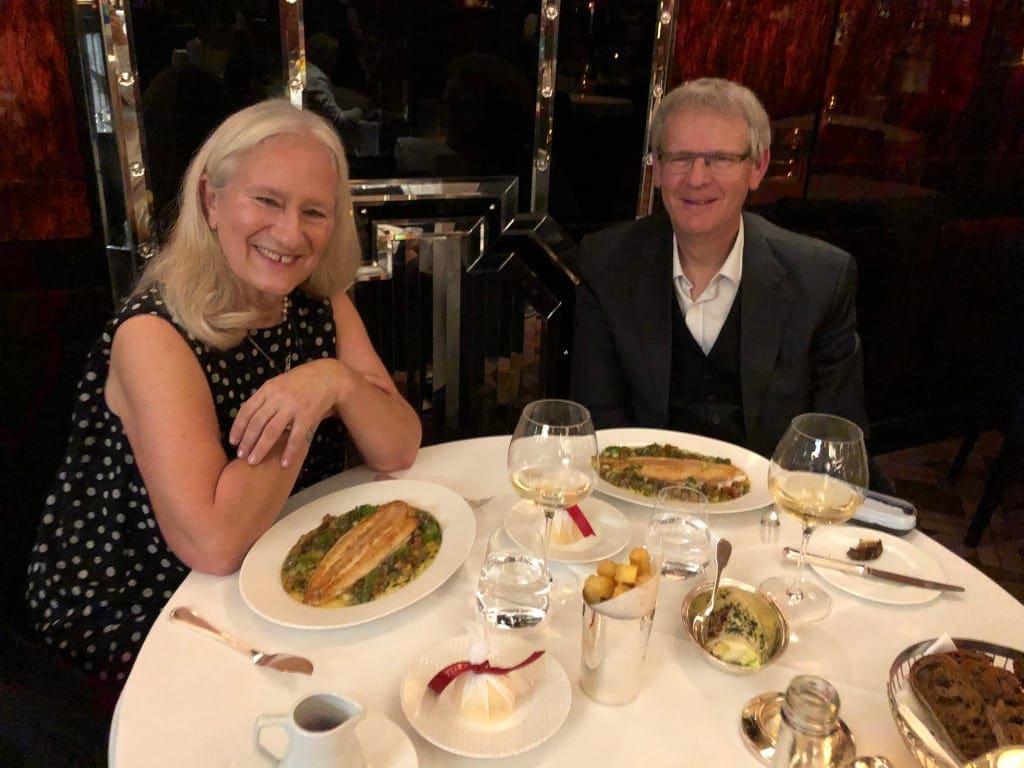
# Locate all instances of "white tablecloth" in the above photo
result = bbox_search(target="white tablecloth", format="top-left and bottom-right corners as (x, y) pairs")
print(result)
(110, 435), (1024, 766)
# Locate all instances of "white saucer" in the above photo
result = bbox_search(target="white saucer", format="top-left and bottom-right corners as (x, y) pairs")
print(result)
(230, 710), (417, 767)
(400, 633), (572, 758)
(504, 498), (631, 563)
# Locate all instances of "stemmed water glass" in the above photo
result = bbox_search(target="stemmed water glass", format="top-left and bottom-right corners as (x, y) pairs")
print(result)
(506, 399), (599, 574)
(759, 413), (869, 624)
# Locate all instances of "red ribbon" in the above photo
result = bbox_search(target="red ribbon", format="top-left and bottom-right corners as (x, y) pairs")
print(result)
(427, 650), (545, 694)
(567, 505), (596, 537)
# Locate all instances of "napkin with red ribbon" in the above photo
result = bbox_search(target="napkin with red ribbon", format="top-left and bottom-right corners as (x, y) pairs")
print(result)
(428, 623), (543, 724)
(428, 650), (545, 694)
(566, 505), (596, 537)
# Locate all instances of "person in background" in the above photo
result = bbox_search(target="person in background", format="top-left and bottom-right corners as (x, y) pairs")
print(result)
(141, 49), (232, 239)
(572, 77), (870, 462)
(305, 31), (364, 149)
(25, 100), (421, 695)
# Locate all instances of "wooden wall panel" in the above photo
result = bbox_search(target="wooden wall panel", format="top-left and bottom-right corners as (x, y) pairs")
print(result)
(0, 0), (92, 241)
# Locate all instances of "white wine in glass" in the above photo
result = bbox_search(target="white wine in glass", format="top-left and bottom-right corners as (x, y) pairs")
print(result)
(509, 465), (595, 510)
(760, 413), (868, 624)
(507, 399), (598, 570)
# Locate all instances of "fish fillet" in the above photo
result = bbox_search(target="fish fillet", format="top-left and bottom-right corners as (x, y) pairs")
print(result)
(304, 500), (419, 605)
(601, 456), (746, 485)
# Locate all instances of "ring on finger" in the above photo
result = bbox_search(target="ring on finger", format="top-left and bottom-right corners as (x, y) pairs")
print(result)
(284, 422), (294, 432)
(305, 427), (315, 445)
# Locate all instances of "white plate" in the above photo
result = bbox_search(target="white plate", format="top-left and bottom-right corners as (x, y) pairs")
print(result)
(400, 634), (572, 758)
(230, 710), (418, 767)
(808, 527), (945, 605)
(503, 498), (631, 563)
(239, 480), (475, 629)
(595, 428), (771, 514)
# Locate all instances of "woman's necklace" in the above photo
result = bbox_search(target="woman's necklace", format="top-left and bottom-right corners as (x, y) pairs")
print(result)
(247, 296), (295, 372)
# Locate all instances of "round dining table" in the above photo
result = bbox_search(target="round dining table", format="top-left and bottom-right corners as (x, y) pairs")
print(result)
(109, 435), (1024, 767)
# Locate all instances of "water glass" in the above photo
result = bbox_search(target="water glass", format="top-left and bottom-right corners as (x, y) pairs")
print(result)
(645, 485), (711, 578)
(475, 527), (550, 630)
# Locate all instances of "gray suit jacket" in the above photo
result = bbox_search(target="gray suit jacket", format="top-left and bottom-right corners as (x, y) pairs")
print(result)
(571, 211), (869, 458)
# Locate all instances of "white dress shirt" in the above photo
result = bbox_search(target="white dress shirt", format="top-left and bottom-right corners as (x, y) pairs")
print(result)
(672, 221), (745, 355)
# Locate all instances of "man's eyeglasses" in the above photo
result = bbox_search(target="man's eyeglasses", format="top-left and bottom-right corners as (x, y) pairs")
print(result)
(658, 150), (752, 175)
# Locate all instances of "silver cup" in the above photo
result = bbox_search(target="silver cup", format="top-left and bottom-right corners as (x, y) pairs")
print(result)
(579, 601), (656, 705)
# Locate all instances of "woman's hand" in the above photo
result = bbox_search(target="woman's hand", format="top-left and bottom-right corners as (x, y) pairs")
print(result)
(230, 358), (348, 467)
(231, 292), (421, 473)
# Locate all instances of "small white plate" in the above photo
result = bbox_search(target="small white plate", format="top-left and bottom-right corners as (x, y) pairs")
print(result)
(239, 480), (475, 629)
(400, 634), (572, 758)
(808, 527), (946, 605)
(595, 428), (771, 514)
(230, 710), (418, 767)
(503, 498), (631, 563)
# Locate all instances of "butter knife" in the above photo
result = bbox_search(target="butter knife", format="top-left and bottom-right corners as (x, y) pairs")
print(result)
(782, 547), (965, 592)
(169, 606), (314, 675)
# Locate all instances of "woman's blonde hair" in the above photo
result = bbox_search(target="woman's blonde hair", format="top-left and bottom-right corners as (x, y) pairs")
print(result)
(134, 99), (358, 350)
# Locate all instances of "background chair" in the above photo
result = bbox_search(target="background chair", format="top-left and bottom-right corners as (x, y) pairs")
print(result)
(949, 364), (1024, 547)
(944, 228), (1024, 547)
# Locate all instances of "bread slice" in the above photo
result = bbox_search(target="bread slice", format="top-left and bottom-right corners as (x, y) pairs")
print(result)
(978, 662), (1024, 747)
(910, 650), (1024, 761)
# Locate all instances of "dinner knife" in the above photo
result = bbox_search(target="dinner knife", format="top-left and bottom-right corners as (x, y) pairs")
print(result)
(782, 547), (965, 592)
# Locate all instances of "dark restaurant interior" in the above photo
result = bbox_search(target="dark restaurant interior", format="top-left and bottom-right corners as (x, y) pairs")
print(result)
(2, 0), (1023, 757)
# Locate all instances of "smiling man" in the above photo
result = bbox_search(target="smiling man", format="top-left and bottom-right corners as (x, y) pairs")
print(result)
(571, 77), (869, 460)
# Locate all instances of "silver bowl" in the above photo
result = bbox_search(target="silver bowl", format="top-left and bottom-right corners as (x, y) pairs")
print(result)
(680, 578), (789, 673)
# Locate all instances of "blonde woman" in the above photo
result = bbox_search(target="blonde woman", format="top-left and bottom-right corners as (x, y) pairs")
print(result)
(26, 100), (421, 692)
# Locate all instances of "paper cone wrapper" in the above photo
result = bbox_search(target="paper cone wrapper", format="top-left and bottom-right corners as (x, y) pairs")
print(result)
(588, 553), (662, 619)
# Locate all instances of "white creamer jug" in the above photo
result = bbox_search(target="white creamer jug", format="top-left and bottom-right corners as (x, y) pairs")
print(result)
(254, 692), (366, 768)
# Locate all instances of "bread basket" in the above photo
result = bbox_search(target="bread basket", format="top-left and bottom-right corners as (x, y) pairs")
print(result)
(886, 638), (1024, 768)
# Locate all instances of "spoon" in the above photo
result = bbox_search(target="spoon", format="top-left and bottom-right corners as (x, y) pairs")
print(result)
(693, 538), (732, 645)
(169, 606), (314, 675)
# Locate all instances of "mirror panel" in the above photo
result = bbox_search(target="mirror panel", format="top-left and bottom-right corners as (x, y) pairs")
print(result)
(72, 0), (153, 300)
(129, 2), (289, 239)
(350, 176), (518, 281)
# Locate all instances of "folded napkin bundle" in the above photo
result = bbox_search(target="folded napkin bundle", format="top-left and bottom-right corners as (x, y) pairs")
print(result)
(550, 505), (595, 545)
(431, 622), (539, 726)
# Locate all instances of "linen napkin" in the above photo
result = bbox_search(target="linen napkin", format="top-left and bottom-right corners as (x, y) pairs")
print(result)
(430, 622), (540, 724)
(551, 505), (596, 544)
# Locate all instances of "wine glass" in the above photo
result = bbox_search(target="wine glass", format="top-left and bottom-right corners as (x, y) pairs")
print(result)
(759, 413), (869, 624)
(507, 399), (598, 573)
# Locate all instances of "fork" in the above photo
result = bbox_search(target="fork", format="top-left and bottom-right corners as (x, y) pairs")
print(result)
(374, 473), (493, 508)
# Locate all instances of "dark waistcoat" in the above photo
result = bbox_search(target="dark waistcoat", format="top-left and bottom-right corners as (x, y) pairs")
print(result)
(667, 289), (746, 446)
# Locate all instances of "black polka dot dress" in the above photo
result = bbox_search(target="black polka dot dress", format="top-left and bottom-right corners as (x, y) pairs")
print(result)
(26, 286), (346, 688)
